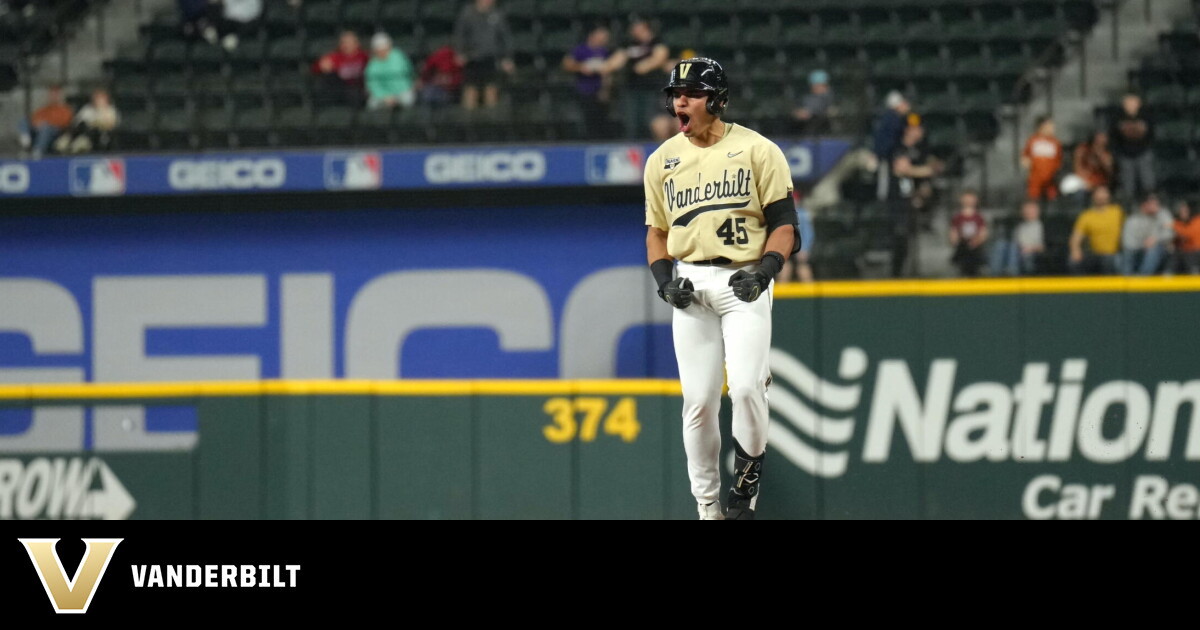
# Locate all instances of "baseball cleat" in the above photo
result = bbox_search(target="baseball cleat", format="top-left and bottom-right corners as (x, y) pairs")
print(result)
(726, 440), (763, 520)
(698, 501), (725, 520)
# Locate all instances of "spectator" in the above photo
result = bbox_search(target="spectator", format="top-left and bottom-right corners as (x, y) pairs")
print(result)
(53, 88), (119, 154)
(793, 69), (835, 136)
(888, 123), (941, 277)
(1069, 185), (1124, 275)
(178, 0), (211, 40)
(949, 189), (989, 277)
(1171, 200), (1200, 274)
(606, 18), (669, 139)
(874, 91), (910, 200)
(1021, 115), (1062, 201)
(990, 200), (1045, 276)
(312, 31), (370, 106)
(1072, 130), (1114, 196)
(365, 33), (416, 110)
(1110, 93), (1155, 200)
(419, 44), (464, 105)
(563, 25), (615, 136)
(453, 0), (514, 110)
(1121, 193), (1173, 275)
(203, 0), (263, 51)
(15, 85), (73, 160)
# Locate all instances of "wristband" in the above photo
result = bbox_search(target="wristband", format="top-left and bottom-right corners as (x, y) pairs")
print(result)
(759, 252), (785, 277)
(650, 258), (674, 288)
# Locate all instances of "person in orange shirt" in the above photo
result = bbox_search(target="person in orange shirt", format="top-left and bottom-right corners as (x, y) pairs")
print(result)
(15, 85), (74, 160)
(1021, 116), (1063, 201)
(1171, 200), (1200, 274)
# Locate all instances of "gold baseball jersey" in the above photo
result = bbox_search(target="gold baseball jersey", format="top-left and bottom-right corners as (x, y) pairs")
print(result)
(644, 123), (794, 262)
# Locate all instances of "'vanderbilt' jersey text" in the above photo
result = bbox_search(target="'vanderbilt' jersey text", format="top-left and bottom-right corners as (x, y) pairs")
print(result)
(645, 124), (793, 262)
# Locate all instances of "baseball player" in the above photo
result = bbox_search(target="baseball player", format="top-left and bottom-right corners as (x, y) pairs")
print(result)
(644, 58), (799, 520)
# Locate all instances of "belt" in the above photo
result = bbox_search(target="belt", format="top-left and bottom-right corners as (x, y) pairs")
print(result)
(687, 257), (735, 266)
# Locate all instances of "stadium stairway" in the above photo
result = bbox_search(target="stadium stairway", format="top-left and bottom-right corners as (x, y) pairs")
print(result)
(964, 0), (1192, 208)
(0, 0), (173, 156)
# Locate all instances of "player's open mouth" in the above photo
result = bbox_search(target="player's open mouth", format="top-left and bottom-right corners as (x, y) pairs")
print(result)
(678, 112), (691, 133)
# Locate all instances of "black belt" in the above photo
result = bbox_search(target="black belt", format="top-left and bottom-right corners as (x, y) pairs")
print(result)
(688, 257), (735, 266)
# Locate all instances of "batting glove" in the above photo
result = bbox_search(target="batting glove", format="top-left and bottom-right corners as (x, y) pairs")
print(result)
(729, 252), (784, 303)
(659, 277), (694, 309)
(728, 269), (770, 302)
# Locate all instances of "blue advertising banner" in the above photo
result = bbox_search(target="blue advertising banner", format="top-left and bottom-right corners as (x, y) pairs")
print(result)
(0, 140), (851, 198)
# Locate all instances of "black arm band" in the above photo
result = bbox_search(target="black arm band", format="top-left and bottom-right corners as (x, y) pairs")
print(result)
(759, 251), (784, 277)
(650, 258), (674, 288)
(763, 196), (801, 254)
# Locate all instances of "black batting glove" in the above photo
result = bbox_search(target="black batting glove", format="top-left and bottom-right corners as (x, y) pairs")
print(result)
(659, 277), (694, 309)
(729, 252), (784, 303)
(729, 269), (769, 302)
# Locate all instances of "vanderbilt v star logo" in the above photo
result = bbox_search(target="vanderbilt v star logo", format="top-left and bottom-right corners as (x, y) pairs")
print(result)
(19, 538), (123, 614)
(679, 63), (692, 79)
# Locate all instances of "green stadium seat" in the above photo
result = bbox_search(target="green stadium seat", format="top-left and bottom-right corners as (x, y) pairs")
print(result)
(505, 0), (538, 19)
(268, 73), (309, 109)
(1145, 84), (1187, 109)
(354, 107), (394, 144)
(199, 108), (235, 149)
(306, 36), (338, 61)
(148, 40), (189, 74)
(151, 75), (191, 111)
(112, 110), (154, 152)
(193, 74), (231, 108)
(264, 0), (303, 37)
(314, 106), (357, 145)
(303, 0), (343, 38)
(266, 36), (306, 73)
(342, 0), (379, 32)
(154, 108), (196, 151)
(189, 42), (227, 75)
(227, 38), (267, 73)
(379, 0), (418, 33)
(233, 106), (274, 147)
(537, 0), (579, 20)
(273, 105), (315, 146)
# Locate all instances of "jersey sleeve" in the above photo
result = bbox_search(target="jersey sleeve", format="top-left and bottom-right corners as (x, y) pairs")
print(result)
(754, 140), (794, 205)
(644, 153), (669, 231)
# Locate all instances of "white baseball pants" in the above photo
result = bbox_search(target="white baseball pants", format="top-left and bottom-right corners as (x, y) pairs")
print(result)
(672, 261), (773, 505)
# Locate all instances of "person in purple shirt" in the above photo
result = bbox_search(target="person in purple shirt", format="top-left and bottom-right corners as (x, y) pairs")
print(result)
(562, 25), (616, 137)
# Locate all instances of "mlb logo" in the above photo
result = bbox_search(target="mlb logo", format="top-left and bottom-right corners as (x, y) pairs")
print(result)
(325, 152), (382, 190)
(69, 158), (126, 196)
(585, 146), (645, 185)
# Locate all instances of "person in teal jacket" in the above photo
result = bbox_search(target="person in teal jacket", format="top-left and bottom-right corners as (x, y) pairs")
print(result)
(365, 32), (416, 109)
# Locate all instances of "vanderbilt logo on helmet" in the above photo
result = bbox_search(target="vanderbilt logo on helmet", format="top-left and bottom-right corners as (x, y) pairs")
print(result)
(679, 63), (692, 79)
(19, 538), (123, 614)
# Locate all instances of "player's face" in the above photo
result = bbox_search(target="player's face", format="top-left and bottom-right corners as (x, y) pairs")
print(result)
(671, 88), (715, 136)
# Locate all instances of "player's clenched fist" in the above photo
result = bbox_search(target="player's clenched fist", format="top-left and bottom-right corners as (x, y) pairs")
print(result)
(659, 277), (694, 308)
(729, 252), (784, 302)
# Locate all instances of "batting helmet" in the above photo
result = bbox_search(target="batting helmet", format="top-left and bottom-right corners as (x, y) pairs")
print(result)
(663, 57), (729, 117)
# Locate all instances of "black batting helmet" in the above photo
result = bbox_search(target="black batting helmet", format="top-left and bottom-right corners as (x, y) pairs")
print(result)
(663, 57), (729, 117)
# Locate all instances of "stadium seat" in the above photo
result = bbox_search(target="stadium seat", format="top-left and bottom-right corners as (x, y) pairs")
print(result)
(199, 108), (235, 149)
(379, 0), (418, 33)
(266, 36), (307, 74)
(267, 73), (310, 109)
(303, 0), (343, 38)
(264, 0), (303, 37)
(189, 42), (228, 76)
(148, 40), (190, 75)
(233, 106), (275, 147)
(313, 106), (357, 145)
(342, 0), (379, 32)
(273, 105), (315, 146)
(151, 75), (192, 111)
(112, 110), (155, 152)
(154, 107), (197, 151)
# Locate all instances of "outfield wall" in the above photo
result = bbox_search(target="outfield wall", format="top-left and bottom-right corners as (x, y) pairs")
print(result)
(2, 278), (1198, 520)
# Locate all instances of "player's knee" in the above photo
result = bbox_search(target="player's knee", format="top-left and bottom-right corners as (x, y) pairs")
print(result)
(681, 401), (717, 426)
(726, 382), (766, 407)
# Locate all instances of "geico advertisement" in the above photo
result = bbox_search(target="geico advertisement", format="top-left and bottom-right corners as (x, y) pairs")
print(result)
(0, 204), (674, 454)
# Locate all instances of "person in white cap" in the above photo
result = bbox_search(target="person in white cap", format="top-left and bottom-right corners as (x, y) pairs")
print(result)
(873, 91), (911, 200)
(365, 32), (417, 110)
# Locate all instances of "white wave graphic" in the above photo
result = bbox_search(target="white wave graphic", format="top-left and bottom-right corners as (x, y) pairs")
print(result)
(766, 347), (867, 479)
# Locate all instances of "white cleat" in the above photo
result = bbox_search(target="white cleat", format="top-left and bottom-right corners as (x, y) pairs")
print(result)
(698, 502), (725, 520)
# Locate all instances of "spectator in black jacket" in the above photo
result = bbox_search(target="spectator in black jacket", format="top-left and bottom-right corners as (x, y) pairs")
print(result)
(1110, 93), (1155, 201)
